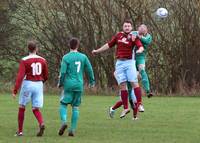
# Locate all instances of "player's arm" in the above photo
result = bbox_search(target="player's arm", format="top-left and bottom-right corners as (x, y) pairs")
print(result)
(84, 56), (95, 87)
(92, 43), (109, 55)
(134, 38), (144, 53)
(92, 34), (117, 55)
(42, 60), (48, 82)
(58, 57), (68, 88)
(13, 60), (25, 97)
(139, 33), (152, 45)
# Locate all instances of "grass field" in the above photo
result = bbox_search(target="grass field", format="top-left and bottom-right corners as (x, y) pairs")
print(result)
(0, 94), (200, 143)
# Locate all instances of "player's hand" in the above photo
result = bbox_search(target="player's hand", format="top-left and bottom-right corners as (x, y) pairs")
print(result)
(136, 46), (144, 54)
(12, 93), (16, 99)
(136, 49), (143, 54)
(57, 83), (63, 88)
(137, 34), (143, 39)
(131, 35), (136, 42)
(89, 84), (95, 88)
(92, 50), (98, 56)
(89, 84), (97, 93)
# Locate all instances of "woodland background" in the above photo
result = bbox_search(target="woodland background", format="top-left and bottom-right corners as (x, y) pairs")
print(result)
(0, 0), (200, 95)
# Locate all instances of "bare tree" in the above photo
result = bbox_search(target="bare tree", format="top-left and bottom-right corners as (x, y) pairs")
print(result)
(2, 0), (200, 94)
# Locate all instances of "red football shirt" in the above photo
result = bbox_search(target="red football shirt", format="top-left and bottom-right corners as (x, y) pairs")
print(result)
(108, 32), (143, 59)
(13, 54), (48, 94)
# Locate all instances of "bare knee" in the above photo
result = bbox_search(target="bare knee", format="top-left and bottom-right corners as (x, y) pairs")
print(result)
(130, 82), (140, 88)
(32, 107), (40, 110)
(138, 64), (145, 72)
(19, 105), (25, 109)
(120, 82), (127, 90)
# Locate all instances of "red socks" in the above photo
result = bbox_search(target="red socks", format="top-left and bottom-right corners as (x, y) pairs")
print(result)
(120, 90), (128, 109)
(32, 108), (44, 126)
(133, 87), (142, 118)
(18, 107), (25, 133)
(133, 103), (139, 118)
(17, 108), (44, 133)
(134, 87), (142, 105)
(112, 100), (123, 110)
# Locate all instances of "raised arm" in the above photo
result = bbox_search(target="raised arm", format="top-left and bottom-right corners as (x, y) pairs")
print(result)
(92, 33), (117, 55)
(92, 43), (109, 55)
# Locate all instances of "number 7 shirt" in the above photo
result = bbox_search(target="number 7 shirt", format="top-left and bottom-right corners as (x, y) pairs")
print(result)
(13, 54), (48, 94)
(59, 51), (95, 91)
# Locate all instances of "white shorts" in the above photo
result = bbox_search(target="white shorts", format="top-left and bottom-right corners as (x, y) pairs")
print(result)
(19, 80), (43, 108)
(114, 59), (138, 85)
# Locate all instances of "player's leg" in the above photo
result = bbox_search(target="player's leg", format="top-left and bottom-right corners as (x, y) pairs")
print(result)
(58, 90), (73, 136)
(115, 60), (130, 118)
(135, 59), (145, 112)
(15, 105), (26, 136)
(109, 100), (122, 118)
(68, 91), (82, 136)
(129, 82), (142, 120)
(69, 106), (79, 137)
(119, 82), (130, 118)
(31, 81), (45, 136)
(137, 58), (153, 98)
(108, 72), (123, 118)
(126, 60), (142, 120)
(58, 103), (68, 136)
(15, 81), (31, 136)
(127, 82), (137, 109)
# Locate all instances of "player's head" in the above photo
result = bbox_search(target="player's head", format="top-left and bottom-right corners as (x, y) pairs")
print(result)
(122, 19), (133, 34)
(69, 37), (79, 50)
(28, 40), (38, 53)
(138, 24), (148, 35)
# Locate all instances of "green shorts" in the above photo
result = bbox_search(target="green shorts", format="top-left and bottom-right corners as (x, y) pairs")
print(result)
(60, 90), (83, 107)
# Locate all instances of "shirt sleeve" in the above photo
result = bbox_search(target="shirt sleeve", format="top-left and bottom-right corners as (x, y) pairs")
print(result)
(42, 60), (48, 82)
(13, 60), (25, 94)
(140, 33), (152, 45)
(84, 56), (95, 86)
(134, 38), (143, 49)
(59, 57), (68, 87)
(107, 33), (118, 48)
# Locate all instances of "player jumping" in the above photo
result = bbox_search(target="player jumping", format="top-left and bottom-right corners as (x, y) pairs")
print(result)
(108, 24), (153, 116)
(92, 19), (144, 120)
(131, 24), (153, 112)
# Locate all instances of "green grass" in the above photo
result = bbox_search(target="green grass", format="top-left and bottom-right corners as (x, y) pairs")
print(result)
(0, 94), (200, 143)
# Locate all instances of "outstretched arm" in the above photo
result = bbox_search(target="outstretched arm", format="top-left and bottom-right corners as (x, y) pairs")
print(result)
(92, 33), (117, 55)
(92, 43), (109, 55)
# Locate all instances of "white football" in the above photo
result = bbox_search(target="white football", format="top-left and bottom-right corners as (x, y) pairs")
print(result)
(156, 8), (168, 18)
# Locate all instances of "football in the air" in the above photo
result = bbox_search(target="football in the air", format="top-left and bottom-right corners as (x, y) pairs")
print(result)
(156, 8), (168, 18)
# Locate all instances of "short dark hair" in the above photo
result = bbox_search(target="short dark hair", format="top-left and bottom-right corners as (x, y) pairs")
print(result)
(27, 40), (37, 52)
(123, 19), (133, 25)
(69, 37), (79, 50)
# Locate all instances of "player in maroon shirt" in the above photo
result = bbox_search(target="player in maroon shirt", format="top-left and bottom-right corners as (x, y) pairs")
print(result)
(92, 20), (144, 120)
(12, 40), (48, 136)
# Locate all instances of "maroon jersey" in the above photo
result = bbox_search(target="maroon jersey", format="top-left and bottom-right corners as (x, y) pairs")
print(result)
(108, 32), (143, 59)
(13, 54), (48, 94)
